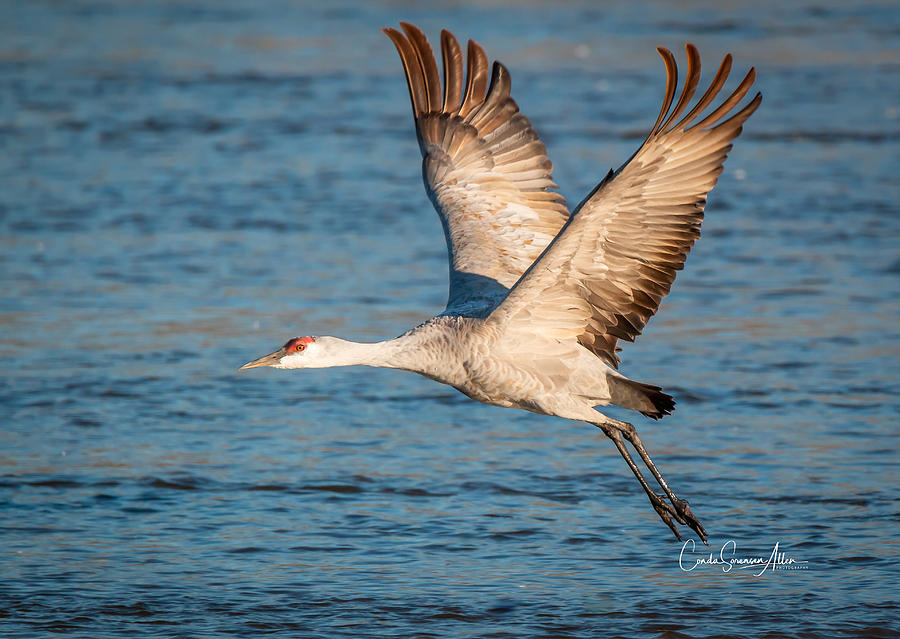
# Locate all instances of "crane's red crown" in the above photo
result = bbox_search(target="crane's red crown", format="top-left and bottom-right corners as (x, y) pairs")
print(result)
(283, 336), (315, 352)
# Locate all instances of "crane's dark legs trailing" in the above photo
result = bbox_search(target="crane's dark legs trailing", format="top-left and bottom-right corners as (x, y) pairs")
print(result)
(596, 420), (708, 544)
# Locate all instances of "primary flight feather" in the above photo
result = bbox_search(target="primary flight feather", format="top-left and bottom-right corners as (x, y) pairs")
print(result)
(241, 23), (761, 542)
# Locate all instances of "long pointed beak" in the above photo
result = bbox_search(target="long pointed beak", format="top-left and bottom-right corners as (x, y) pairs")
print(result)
(239, 350), (283, 370)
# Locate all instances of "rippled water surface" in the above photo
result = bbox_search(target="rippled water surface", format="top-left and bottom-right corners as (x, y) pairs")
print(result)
(2, 1), (899, 637)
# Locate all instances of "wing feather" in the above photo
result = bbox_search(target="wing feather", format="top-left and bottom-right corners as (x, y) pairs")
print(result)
(384, 24), (569, 314)
(440, 30), (463, 112)
(490, 44), (761, 367)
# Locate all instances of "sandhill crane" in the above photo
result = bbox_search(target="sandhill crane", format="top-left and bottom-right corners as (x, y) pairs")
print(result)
(241, 23), (761, 543)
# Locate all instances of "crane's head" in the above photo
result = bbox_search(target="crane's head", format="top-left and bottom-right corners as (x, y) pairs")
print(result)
(239, 336), (317, 370)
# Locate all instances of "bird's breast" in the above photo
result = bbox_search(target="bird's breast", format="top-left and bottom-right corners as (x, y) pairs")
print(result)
(409, 316), (548, 410)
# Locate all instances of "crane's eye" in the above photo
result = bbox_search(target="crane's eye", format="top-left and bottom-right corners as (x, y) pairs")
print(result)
(295, 343), (306, 352)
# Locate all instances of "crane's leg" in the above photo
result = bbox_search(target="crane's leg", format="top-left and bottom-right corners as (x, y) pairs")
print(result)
(613, 419), (707, 543)
(596, 419), (707, 544)
(597, 423), (683, 540)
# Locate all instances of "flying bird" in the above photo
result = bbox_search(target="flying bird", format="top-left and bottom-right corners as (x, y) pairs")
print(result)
(241, 23), (761, 542)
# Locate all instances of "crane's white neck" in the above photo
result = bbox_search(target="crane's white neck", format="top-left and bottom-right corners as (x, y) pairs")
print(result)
(276, 335), (422, 372)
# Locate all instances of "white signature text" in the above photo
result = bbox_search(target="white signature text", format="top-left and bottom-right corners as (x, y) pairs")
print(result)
(679, 539), (808, 576)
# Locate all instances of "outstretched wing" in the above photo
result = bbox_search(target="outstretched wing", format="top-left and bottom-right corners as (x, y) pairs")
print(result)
(383, 23), (569, 315)
(489, 44), (761, 367)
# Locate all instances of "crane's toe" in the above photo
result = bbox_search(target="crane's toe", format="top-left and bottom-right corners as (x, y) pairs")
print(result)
(648, 492), (684, 541)
(671, 497), (708, 545)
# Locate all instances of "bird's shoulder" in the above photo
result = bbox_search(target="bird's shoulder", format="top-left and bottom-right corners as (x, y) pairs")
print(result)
(407, 313), (488, 340)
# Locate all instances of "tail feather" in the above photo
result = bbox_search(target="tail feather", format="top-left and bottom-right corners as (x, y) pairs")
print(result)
(608, 376), (675, 420)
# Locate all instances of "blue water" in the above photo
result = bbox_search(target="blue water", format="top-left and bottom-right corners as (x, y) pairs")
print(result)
(2, 1), (899, 637)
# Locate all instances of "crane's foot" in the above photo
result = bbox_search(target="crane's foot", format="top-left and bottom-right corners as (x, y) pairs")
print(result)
(669, 495), (707, 544)
(647, 491), (683, 541)
(645, 482), (707, 545)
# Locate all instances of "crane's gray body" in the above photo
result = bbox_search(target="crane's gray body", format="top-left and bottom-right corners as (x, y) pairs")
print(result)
(334, 313), (660, 424)
(403, 315), (612, 414)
